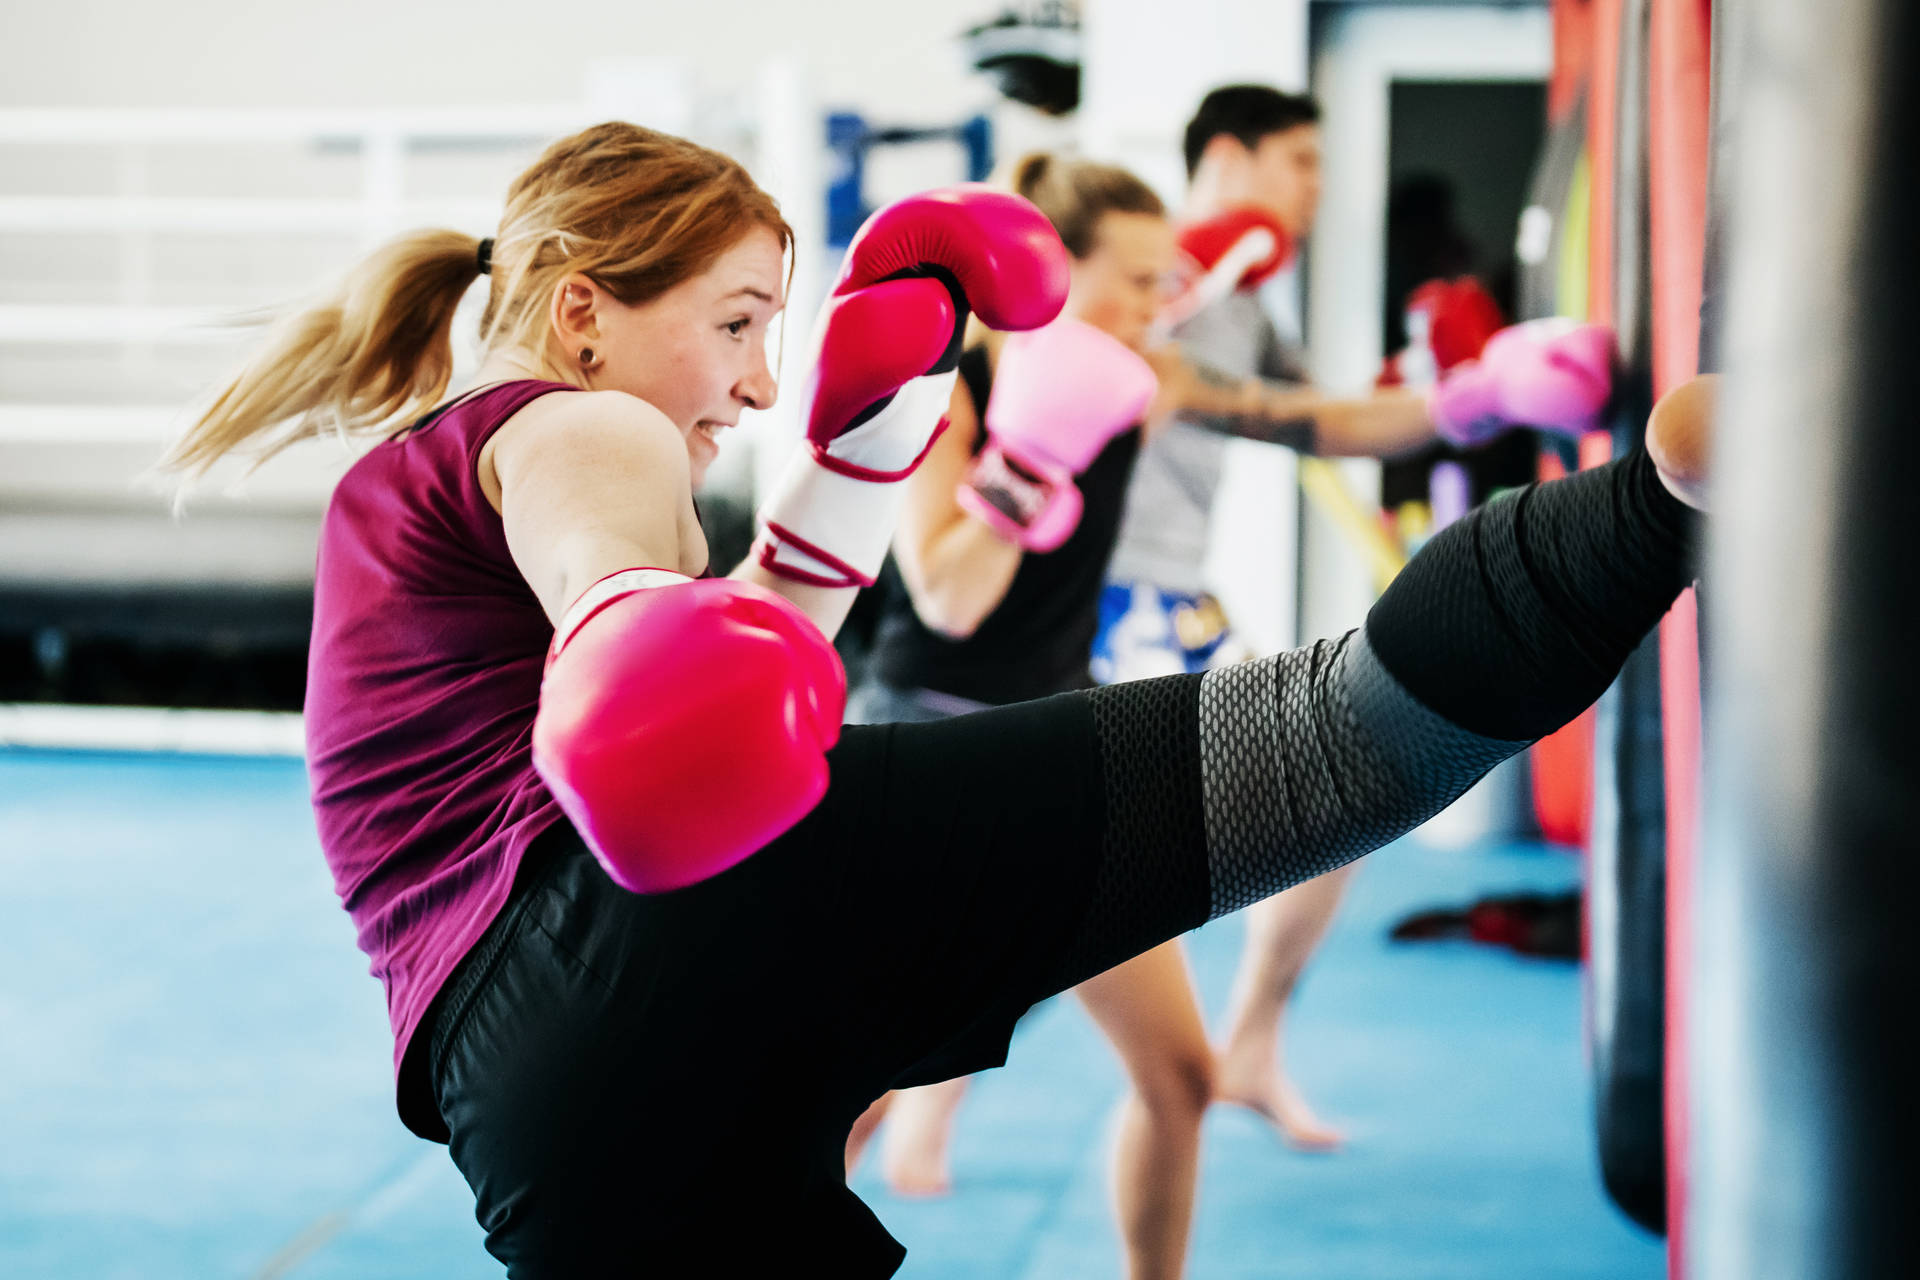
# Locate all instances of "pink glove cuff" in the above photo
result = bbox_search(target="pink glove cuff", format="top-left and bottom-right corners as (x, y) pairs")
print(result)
(1485, 320), (1615, 436)
(957, 444), (1083, 553)
(1427, 360), (1506, 447)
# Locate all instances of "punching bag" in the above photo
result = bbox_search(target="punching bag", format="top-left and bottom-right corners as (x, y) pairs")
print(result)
(1693, 1), (1920, 1278)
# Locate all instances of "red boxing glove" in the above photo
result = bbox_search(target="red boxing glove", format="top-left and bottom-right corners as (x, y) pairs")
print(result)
(532, 570), (847, 893)
(756, 187), (1071, 588)
(957, 317), (1158, 552)
(1155, 206), (1296, 341)
(1386, 277), (1506, 388)
(1406, 277), (1505, 373)
(1177, 206), (1295, 292)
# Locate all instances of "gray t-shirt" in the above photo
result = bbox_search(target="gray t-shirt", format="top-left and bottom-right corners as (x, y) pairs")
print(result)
(1106, 291), (1310, 594)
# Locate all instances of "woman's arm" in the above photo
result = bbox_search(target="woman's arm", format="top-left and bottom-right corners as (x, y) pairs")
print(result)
(484, 390), (705, 623)
(889, 372), (1025, 639)
(727, 558), (865, 643)
(490, 391), (848, 894)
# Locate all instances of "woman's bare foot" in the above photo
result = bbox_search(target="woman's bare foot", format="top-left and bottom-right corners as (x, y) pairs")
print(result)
(1649, 372), (1716, 510)
(1214, 1039), (1344, 1152)
(879, 1077), (969, 1196)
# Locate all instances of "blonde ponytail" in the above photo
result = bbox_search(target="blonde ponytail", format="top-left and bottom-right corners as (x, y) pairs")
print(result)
(1008, 150), (1054, 199)
(160, 229), (483, 479)
(1003, 150), (1165, 258)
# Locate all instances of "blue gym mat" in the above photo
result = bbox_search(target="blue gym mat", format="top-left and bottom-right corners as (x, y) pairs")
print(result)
(0, 746), (1662, 1278)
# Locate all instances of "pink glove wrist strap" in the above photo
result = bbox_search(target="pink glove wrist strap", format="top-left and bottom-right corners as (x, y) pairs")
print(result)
(957, 445), (1081, 552)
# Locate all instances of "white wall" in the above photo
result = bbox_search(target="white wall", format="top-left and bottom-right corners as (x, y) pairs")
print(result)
(1082, 0), (1309, 202)
(2, 0), (1078, 202)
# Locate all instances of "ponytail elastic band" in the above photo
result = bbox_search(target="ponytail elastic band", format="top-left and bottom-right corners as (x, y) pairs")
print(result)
(476, 238), (494, 276)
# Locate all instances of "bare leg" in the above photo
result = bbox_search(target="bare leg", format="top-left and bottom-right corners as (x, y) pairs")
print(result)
(1076, 940), (1214, 1280)
(879, 1076), (971, 1196)
(1213, 864), (1356, 1150)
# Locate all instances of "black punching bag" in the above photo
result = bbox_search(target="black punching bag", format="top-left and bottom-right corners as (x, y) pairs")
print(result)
(1693, 1), (1920, 1277)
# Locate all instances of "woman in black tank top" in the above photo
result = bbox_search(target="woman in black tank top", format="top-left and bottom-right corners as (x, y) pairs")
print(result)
(860, 341), (1142, 706)
(842, 154), (1221, 1280)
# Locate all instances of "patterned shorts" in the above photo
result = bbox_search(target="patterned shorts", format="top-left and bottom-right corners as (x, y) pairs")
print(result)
(1091, 580), (1252, 684)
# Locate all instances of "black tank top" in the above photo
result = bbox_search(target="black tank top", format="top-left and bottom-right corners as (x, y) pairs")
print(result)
(868, 343), (1143, 704)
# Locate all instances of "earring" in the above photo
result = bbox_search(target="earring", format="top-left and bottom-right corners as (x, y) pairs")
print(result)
(578, 347), (597, 369)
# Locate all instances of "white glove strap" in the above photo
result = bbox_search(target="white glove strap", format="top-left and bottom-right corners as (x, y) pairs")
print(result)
(758, 457), (914, 587)
(818, 368), (959, 474)
(756, 370), (957, 589)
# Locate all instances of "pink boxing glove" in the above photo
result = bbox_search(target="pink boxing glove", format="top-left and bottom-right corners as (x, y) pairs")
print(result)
(755, 187), (1071, 588)
(834, 182), (1071, 334)
(956, 318), (1158, 552)
(1428, 319), (1615, 446)
(532, 570), (847, 893)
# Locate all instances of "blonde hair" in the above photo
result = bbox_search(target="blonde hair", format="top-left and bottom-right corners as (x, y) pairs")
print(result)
(161, 122), (792, 479)
(1005, 152), (1165, 258)
(963, 152), (1167, 357)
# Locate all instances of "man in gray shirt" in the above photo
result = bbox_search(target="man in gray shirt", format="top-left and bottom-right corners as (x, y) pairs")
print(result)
(1104, 289), (1314, 597)
(1095, 85), (1445, 1151)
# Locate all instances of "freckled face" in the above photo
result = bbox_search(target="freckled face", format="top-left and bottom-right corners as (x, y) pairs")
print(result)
(583, 228), (786, 486)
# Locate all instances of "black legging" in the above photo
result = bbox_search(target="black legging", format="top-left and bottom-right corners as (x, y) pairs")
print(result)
(429, 447), (1695, 1278)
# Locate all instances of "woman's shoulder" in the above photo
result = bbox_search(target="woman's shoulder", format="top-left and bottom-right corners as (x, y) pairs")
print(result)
(491, 387), (681, 457)
(480, 387), (688, 514)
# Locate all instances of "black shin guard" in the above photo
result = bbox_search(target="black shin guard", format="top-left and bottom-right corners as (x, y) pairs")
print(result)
(1196, 632), (1521, 918)
(1367, 447), (1699, 741)
(1051, 449), (1695, 984)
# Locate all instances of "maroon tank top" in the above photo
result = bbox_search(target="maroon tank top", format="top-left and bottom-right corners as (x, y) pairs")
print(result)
(305, 379), (575, 1135)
